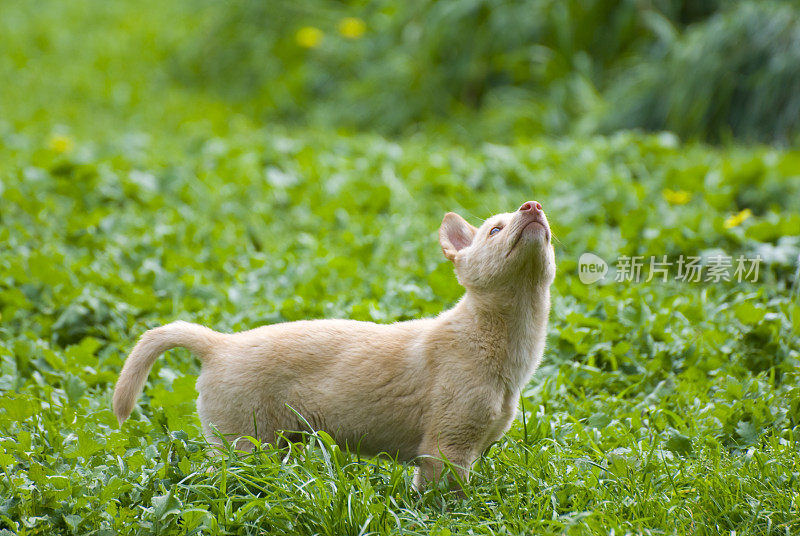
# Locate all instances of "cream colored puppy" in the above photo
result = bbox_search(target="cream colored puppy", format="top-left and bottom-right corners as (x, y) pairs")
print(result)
(113, 201), (555, 489)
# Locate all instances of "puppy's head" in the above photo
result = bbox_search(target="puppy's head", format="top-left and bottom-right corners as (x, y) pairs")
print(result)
(439, 201), (556, 294)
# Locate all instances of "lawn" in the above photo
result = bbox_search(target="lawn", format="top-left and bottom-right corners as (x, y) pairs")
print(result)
(1, 1), (799, 534)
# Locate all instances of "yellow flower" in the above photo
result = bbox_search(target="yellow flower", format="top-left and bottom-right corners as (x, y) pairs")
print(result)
(296, 26), (323, 49)
(48, 134), (74, 154)
(663, 189), (692, 205)
(338, 17), (366, 39)
(724, 208), (752, 229)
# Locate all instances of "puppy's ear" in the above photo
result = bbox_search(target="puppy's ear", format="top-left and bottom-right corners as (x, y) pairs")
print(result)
(439, 212), (477, 262)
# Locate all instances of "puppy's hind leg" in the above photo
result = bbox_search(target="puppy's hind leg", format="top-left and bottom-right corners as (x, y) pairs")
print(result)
(196, 383), (290, 455)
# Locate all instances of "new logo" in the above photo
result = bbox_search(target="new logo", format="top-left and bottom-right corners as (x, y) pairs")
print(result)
(578, 252), (608, 284)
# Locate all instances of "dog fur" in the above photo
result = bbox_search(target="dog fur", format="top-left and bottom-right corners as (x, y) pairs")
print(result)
(113, 201), (555, 489)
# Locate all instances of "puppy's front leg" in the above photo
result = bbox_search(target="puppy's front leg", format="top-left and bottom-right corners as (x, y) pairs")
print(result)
(412, 436), (477, 494)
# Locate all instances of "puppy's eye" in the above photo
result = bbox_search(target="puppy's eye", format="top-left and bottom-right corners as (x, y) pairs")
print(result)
(489, 226), (502, 237)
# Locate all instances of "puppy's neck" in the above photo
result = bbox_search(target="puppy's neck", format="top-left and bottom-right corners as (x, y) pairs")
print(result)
(446, 281), (550, 389)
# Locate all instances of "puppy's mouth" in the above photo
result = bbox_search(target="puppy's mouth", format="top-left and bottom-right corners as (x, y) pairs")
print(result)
(506, 218), (550, 257)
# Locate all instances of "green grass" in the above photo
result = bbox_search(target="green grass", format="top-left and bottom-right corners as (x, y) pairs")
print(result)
(1, 0), (799, 534)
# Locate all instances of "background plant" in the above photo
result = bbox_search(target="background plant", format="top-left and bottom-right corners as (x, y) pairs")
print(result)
(176, 0), (800, 143)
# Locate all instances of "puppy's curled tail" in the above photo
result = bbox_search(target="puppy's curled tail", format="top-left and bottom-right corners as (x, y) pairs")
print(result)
(113, 321), (223, 425)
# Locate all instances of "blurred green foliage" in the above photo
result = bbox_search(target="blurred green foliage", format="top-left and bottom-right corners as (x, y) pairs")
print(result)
(178, 0), (646, 133)
(604, 1), (800, 144)
(177, 0), (800, 143)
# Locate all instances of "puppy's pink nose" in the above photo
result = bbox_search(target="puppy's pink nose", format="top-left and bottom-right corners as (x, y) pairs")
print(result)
(519, 201), (542, 212)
